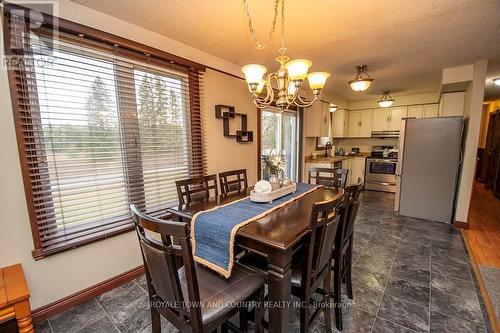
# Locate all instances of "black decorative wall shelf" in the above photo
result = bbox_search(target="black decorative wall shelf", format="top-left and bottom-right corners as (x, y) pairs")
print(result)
(214, 104), (253, 143)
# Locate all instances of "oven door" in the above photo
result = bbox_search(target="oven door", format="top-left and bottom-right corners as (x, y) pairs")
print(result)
(366, 159), (397, 183)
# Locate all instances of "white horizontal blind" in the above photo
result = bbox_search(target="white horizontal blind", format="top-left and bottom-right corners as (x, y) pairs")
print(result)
(7, 14), (204, 256)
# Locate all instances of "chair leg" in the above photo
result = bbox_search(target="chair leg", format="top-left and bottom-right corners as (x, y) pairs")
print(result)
(323, 270), (332, 332)
(151, 308), (161, 333)
(239, 308), (248, 332)
(299, 296), (310, 333)
(333, 263), (343, 331)
(220, 324), (228, 333)
(254, 288), (264, 333)
(346, 241), (354, 299)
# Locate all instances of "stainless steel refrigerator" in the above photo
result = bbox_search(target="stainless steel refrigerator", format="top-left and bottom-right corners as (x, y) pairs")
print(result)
(394, 117), (463, 223)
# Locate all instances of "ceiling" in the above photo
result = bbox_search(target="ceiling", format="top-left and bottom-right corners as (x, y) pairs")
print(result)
(71, 0), (500, 101)
(485, 58), (500, 101)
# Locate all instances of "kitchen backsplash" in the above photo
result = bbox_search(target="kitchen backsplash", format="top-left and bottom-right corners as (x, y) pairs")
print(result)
(305, 137), (399, 156)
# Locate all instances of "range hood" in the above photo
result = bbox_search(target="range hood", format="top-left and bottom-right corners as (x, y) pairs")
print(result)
(371, 131), (400, 138)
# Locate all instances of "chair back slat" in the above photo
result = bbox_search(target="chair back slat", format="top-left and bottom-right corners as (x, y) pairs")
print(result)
(130, 204), (201, 321)
(219, 169), (248, 195)
(308, 167), (349, 189)
(341, 182), (364, 245)
(303, 190), (344, 288)
(176, 174), (218, 205)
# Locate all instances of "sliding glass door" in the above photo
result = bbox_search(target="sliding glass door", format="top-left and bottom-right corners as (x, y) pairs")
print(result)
(260, 108), (299, 181)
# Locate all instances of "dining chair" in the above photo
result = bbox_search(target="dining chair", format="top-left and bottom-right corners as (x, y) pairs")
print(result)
(175, 174), (218, 205)
(331, 181), (364, 330)
(308, 167), (349, 189)
(219, 169), (248, 195)
(290, 190), (344, 333)
(130, 204), (265, 333)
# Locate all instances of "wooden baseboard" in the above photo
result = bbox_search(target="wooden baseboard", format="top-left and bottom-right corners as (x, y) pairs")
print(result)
(453, 221), (470, 229)
(32, 265), (144, 324)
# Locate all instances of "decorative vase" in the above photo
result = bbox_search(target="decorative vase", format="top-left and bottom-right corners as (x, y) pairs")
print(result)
(269, 174), (280, 191)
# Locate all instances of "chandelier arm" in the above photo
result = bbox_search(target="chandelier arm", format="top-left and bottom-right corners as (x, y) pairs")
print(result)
(293, 94), (319, 108)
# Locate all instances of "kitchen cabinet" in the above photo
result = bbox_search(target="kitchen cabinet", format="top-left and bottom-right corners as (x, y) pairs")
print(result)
(304, 101), (330, 137)
(349, 157), (366, 185)
(348, 109), (372, 137)
(372, 107), (407, 131)
(331, 109), (348, 138)
(407, 105), (423, 118)
(423, 104), (439, 118)
(407, 104), (439, 118)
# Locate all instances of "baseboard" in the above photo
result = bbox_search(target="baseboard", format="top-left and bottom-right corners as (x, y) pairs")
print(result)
(453, 221), (470, 229)
(32, 265), (144, 324)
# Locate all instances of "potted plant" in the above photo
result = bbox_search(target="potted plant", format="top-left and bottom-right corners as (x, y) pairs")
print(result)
(262, 152), (286, 191)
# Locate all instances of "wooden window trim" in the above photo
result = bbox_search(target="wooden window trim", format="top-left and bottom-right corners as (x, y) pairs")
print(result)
(3, 4), (205, 259)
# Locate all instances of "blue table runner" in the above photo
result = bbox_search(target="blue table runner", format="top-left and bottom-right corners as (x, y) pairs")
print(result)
(191, 183), (320, 278)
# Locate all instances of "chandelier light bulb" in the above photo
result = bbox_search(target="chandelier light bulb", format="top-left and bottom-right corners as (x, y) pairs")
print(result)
(330, 104), (338, 112)
(284, 59), (312, 81)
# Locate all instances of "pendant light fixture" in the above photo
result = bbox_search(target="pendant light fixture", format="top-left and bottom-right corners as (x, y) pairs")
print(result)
(494, 78), (500, 86)
(241, 0), (330, 111)
(349, 65), (374, 92)
(378, 90), (395, 108)
(330, 104), (338, 112)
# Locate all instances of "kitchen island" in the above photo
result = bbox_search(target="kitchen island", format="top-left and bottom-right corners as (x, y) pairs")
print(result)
(304, 153), (369, 185)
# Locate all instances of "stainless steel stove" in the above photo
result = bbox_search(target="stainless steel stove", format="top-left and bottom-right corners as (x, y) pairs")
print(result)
(365, 146), (398, 193)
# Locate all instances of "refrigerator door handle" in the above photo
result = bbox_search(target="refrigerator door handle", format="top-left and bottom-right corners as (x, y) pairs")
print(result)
(458, 147), (464, 166)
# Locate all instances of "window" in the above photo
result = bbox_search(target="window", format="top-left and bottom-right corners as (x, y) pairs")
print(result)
(4, 10), (205, 258)
(260, 108), (299, 181)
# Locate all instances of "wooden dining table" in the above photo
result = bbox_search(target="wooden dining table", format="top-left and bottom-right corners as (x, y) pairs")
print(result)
(167, 185), (342, 333)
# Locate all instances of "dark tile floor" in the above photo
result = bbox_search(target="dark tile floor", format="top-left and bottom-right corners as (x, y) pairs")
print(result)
(34, 190), (493, 333)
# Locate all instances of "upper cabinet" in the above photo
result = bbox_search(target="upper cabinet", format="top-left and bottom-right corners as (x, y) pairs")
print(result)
(348, 109), (372, 137)
(407, 104), (439, 118)
(372, 107), (407, 131)
(304, 101), (330, 137)
(331, 109), (348, 138)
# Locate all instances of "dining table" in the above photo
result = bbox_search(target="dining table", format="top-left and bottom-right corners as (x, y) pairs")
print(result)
(167, 185), (342, 333)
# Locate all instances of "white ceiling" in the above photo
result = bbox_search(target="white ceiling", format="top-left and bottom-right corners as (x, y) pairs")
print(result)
(485, 58), (500, 101)
(71, 0), (500, 101)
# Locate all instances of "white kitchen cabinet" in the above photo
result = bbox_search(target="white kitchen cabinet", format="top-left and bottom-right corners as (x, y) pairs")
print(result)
(407, 105), (423, 118)
(439, 92), (465, 117)
(349, 157), (366, 185)
(348, 110), (372, 137)
(304, 162), (328, 183)
(423, 104), (439, 118)
(359, 110), (373, 137)
(387, 107), (407, 131)
(372, 109), (389, 131)
(341, 159), (352, 184)
(331, 109), (348, 138)
(371, 107), (406, 131)
(304, 101), (330, 137)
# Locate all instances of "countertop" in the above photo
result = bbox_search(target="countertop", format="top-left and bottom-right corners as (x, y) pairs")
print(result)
(305, 152), (370, 164)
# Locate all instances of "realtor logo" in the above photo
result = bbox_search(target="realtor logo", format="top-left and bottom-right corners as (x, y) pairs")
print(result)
(1, 0), (59, 69)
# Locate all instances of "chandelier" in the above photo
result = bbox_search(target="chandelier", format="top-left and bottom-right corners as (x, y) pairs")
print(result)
(241, 0), (330, 111)
(349, 65), (374, 92)
(378, 90), (395, 108)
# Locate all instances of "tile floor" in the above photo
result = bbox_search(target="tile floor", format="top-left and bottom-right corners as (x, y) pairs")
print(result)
(34, 190), (493, 333)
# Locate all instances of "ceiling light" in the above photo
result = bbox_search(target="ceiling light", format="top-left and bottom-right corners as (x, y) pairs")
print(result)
(241, 0), (330, 110)
(494, 78), (500, 86)
(378, 90), (395, 108)
(349, 65), (374, 92)
(330, 104), (338, 112)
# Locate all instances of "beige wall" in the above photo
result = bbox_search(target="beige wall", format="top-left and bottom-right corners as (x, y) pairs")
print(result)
(0, 2), (256, 309)
(454, 59), (488, 223)
(203, 69), (258, 184)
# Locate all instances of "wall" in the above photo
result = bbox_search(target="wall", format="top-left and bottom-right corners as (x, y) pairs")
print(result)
(331, 138), (399, 153)
(454, 59), (488, 223)
(0, 2), (256, 309)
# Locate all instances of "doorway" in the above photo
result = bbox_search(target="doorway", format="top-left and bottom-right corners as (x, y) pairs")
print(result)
(259, 107), (300, 181)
